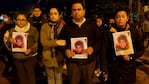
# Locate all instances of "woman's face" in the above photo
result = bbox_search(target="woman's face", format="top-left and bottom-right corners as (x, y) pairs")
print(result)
(115, 11), (129, 28)
(16, 14), (28, 28)
(49, 8), (60, 22)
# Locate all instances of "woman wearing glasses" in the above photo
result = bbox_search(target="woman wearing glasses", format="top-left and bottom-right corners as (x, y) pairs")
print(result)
(6, 13), (39, 84)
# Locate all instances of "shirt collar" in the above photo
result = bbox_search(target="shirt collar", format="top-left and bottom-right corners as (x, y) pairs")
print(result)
(72, 17), (86, 27)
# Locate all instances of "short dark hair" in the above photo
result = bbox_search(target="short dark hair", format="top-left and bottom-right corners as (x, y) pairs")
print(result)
(32, 5), (42, 10)
(49, 7), (61, 15)
(114, 7), (130, 17)
(117, 34), (128, 43)
(15, 35), (23, 42)
(16, 12), (27, 20)
(1, 12), (12, 19)
(71, 0), (85, 9)
(75, 40), (84, 48)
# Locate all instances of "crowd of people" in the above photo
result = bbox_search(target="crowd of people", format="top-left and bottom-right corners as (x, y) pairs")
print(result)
(0, 0), (148, 84)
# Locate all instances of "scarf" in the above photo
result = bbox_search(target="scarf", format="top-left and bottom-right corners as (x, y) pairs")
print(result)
(48, 22), (58, 58)
(15, 22), (30, 33)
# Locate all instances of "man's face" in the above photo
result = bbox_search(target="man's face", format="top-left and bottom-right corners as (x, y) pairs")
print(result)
(32, 8), (42, 17)
(49, 8), (60, 22)
(71, 3), (85, 21)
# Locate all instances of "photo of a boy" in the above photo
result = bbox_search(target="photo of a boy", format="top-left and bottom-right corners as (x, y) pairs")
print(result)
(13, 35), (24, 48)
(116, 34), (129, 51)
(72, 40), (85, 54)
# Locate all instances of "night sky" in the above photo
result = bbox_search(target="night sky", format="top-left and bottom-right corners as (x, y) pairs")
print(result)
(0, 0), (37, 12)
(0, 0), (67, 13)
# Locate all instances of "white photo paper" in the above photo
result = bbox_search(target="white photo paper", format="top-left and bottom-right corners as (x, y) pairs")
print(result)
(71, 37), (88, 59)
(112, 31), (134, 56)
(12, 32), (27, 52)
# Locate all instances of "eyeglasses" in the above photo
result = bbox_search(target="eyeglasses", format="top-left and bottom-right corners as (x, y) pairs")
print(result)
(17, 19), (27, 22)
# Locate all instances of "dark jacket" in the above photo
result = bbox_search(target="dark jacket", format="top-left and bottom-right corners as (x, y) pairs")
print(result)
(0, 20), (14, 62)
(28, 15), (48, 32)
(59, 19), (102, 65)
(103, 24), (144, 83)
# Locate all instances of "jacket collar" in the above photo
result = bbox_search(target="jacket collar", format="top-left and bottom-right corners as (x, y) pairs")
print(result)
(109, 23), (130, 33)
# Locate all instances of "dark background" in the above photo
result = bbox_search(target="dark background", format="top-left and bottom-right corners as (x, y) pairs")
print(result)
(0, 0), (148, 22)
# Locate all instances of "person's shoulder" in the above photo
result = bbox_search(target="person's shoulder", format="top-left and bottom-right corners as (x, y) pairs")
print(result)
(9, 27), (15, 32)
(62, 22), (72, 29)
(42, 23), (49, 27)
(41, 15), (48, 23)
(41, 23), (50, 29)
(84, 19), (94, 24)
(30, 25), (38, 32)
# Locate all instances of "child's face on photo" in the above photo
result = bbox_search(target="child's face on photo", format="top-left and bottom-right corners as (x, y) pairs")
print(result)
(75, 45), (83, 53)
(16, 39), (23, 47)
(119, 39), (127, 48)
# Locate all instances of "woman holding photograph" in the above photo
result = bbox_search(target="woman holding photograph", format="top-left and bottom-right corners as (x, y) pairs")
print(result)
(116, 34), (129, 51)
(103, 8), (144, 84)
(6, 13), (38, 84)
(13, 35), (24, 48)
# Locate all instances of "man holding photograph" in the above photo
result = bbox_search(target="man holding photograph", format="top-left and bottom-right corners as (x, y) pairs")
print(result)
(59, 1), (107, 84)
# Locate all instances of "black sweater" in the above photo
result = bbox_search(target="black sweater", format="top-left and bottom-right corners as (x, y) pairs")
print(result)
(59, 20), (102, 64)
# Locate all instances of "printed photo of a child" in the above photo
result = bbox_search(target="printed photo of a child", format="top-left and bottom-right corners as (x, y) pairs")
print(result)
(12, 32), (27, 52)
(113, 31), (134, 56)
(71, 37), (88, 59)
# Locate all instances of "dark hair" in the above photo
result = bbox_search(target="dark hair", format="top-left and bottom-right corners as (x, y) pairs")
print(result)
(96, 15), (103, 19)
(114, 7), (130, 17)
(117, 34), (128, 43)
(15, 12), (27, 20)
(32, 5), (42, 10)
(2, 12), (11, 17)
(1, 12), (12, 19)
(15, 35), (23, 41)
(75, 40), (84, 48)
(71, 0), (85, 9)
(49, 7), (61, 15)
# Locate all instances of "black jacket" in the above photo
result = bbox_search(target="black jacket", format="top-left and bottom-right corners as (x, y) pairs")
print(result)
(59, 20), (102, 65)
(103, 24), (144, 83)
